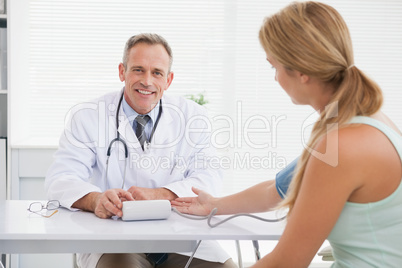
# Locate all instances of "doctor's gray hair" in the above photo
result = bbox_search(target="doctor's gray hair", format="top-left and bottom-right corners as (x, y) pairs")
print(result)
(122, 33), (173, 72)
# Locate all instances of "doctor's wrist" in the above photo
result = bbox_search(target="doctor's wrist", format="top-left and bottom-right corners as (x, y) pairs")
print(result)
(72, 192), (101, 212)
(159, 188), (178, 200)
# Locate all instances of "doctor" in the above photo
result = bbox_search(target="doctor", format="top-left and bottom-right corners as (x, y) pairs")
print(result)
(45, 33), (237, 268)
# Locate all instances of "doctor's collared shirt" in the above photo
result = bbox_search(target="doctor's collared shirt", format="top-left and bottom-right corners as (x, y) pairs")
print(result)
(122, 95), (161, 140)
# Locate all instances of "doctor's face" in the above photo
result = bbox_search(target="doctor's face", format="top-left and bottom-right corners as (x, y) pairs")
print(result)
(119, 43), (174, 114)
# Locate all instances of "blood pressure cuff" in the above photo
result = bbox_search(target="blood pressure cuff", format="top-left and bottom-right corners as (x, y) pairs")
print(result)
(275, 158), (299, 199)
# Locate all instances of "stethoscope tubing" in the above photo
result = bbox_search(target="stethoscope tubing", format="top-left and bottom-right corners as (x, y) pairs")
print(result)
(105, 91), (163, 188)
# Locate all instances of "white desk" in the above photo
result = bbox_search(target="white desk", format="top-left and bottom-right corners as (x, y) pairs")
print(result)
(0, 200), (285, 254)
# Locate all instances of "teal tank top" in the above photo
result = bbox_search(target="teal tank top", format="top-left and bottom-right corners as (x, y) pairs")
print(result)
(328, 116), (402, 267)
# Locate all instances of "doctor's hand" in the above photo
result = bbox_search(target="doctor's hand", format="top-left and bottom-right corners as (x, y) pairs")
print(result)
(73, 189), (134, 219)
(93, 189), (134, 218)
(128, 186), (178, 201)
(171, 187), (216, 216)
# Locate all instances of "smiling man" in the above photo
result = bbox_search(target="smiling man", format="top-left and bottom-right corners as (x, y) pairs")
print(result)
(45, 34), (237, 268)
(120, 40), (174, 115)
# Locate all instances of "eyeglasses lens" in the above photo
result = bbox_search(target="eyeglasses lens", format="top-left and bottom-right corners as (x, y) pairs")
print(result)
(47, 201), (60, 210)
(29, 202), (43, 212)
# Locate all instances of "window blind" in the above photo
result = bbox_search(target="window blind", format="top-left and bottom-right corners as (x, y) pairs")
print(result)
(9, 0), (402, 194)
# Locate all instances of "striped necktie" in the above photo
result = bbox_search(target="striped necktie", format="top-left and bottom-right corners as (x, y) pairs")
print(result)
(145, 253), (168, 266)
(134, 115), (151, 151)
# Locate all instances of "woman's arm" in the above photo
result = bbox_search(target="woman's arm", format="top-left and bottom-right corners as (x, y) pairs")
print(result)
(172, 179), (282, 215)
(172, 158), (299, 215)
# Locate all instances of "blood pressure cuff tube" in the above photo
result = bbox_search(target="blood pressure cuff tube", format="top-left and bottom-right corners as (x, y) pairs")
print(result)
(275, 158), (299, 199)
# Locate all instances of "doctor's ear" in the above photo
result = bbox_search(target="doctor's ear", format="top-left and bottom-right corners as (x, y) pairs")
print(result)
(165, 71), (174, 90)
(118, 63), (126, 82)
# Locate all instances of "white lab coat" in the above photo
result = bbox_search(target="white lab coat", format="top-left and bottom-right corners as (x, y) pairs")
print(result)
(45, 90), (230, 267)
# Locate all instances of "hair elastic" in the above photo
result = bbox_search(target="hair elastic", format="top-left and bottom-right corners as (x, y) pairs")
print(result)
(347, 64), (355, 70)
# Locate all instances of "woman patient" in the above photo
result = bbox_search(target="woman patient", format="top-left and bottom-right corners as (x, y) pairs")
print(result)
(172, 1), (402, 267)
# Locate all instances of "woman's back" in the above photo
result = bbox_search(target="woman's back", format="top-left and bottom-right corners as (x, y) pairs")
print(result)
(328, 115), (402, 267)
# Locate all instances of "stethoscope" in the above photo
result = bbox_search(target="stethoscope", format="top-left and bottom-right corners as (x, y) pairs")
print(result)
(105, 91), (163, 188)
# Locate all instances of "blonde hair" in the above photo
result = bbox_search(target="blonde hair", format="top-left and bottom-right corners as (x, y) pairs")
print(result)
(258, 1), (383, 213)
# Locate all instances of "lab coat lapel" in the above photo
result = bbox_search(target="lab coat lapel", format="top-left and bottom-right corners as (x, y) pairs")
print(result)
(116, 109), (142, 152)
(152, 101), (175, 147)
